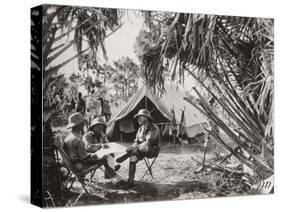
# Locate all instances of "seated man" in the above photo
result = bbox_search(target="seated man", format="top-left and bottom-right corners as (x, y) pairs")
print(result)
(117, 109), (160, 187)
(83, 117), (121, 178)
(63, 112), (121, 184)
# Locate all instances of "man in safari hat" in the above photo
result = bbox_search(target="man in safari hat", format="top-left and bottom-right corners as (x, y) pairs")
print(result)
(83, 116), (121, 179)
(117, 109), (160, 187)
(83, 116), (108, 152)
(63, 112), (121, 184)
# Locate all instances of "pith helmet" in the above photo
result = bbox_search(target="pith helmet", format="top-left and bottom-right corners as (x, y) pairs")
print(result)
(134, 109), (153, 121)
(88, 116), (107, 130)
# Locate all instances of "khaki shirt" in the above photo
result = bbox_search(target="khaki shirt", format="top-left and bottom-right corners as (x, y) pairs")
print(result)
(63, 132), (88, 161)
(135, 123), (160, 147)
(82, 132), (109, 153)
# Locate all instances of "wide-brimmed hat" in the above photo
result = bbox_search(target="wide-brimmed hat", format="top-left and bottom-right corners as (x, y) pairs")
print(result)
(134, 109), (153, 121)
(88, 117), (107, 130)
(66, 112), (85, 129)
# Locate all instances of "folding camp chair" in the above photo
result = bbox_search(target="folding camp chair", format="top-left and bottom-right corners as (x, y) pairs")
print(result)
(54, 140), (103, 194)
(140, 150), (160, 180)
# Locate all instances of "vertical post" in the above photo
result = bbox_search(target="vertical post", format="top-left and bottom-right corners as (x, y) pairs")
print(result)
(145, 96), (147, 109)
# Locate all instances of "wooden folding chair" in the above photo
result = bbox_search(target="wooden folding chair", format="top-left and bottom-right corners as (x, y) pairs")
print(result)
(140, 151), (160, 180)
(54, 140), (101, 194)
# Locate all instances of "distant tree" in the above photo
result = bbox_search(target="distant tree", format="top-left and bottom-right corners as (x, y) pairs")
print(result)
(111, 57), (141, 102)
(134, 28), (177, 84)
(39, 6), (123, 114)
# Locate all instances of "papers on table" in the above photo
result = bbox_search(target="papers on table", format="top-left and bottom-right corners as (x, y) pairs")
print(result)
(92, 142), (127, 159)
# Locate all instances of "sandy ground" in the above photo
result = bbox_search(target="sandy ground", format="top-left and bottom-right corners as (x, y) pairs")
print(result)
(63, 142), (226, 206)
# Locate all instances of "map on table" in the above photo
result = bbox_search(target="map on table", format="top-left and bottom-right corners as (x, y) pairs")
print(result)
(93, 142), (127, 159)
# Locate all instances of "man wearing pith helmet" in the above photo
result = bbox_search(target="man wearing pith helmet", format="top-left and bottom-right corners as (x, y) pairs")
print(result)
(83, 116), (121, 179)
(117, 109), (160, 187)
(83, 116), (109, 152)
(63, 112), (121, 184)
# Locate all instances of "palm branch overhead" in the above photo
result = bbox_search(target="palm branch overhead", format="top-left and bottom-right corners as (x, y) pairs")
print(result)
(138, 12), (273, 178)
(36, 5), (123, 95)
(32, 5), (125, 132)
(32, 5), (123, 122)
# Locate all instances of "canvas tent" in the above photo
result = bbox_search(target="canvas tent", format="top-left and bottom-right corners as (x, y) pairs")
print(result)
(107, 84), (208, 142)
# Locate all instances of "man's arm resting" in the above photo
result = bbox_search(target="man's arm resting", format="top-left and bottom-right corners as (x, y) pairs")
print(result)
(146, 127), (160, 146)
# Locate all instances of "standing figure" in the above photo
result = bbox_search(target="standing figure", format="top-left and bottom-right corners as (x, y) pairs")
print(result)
(75, 92), (86, 117)
(70, 97), (76, 112)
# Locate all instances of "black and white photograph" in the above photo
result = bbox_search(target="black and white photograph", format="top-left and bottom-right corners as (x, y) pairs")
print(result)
(30, 3), (274, 208)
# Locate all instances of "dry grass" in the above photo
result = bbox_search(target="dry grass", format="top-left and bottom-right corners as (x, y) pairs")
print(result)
(61, 142), (250, 206)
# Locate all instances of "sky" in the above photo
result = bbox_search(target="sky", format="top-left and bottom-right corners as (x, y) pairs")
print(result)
(52, 10), (144, 77)
(50, 9), (199, 95)
(103, 10), (144, 65)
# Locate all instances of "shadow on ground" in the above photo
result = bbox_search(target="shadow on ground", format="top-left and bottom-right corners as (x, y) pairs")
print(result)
(73, 180), (212, 206)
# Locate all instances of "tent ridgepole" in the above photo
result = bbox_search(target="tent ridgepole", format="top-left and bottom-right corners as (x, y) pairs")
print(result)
(145, 96), (147, 109)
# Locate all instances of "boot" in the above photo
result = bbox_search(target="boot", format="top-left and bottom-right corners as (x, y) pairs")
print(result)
(117, 145), (138, 163)
(127, 162), (136, 187)
(116, 153), (130, 163)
